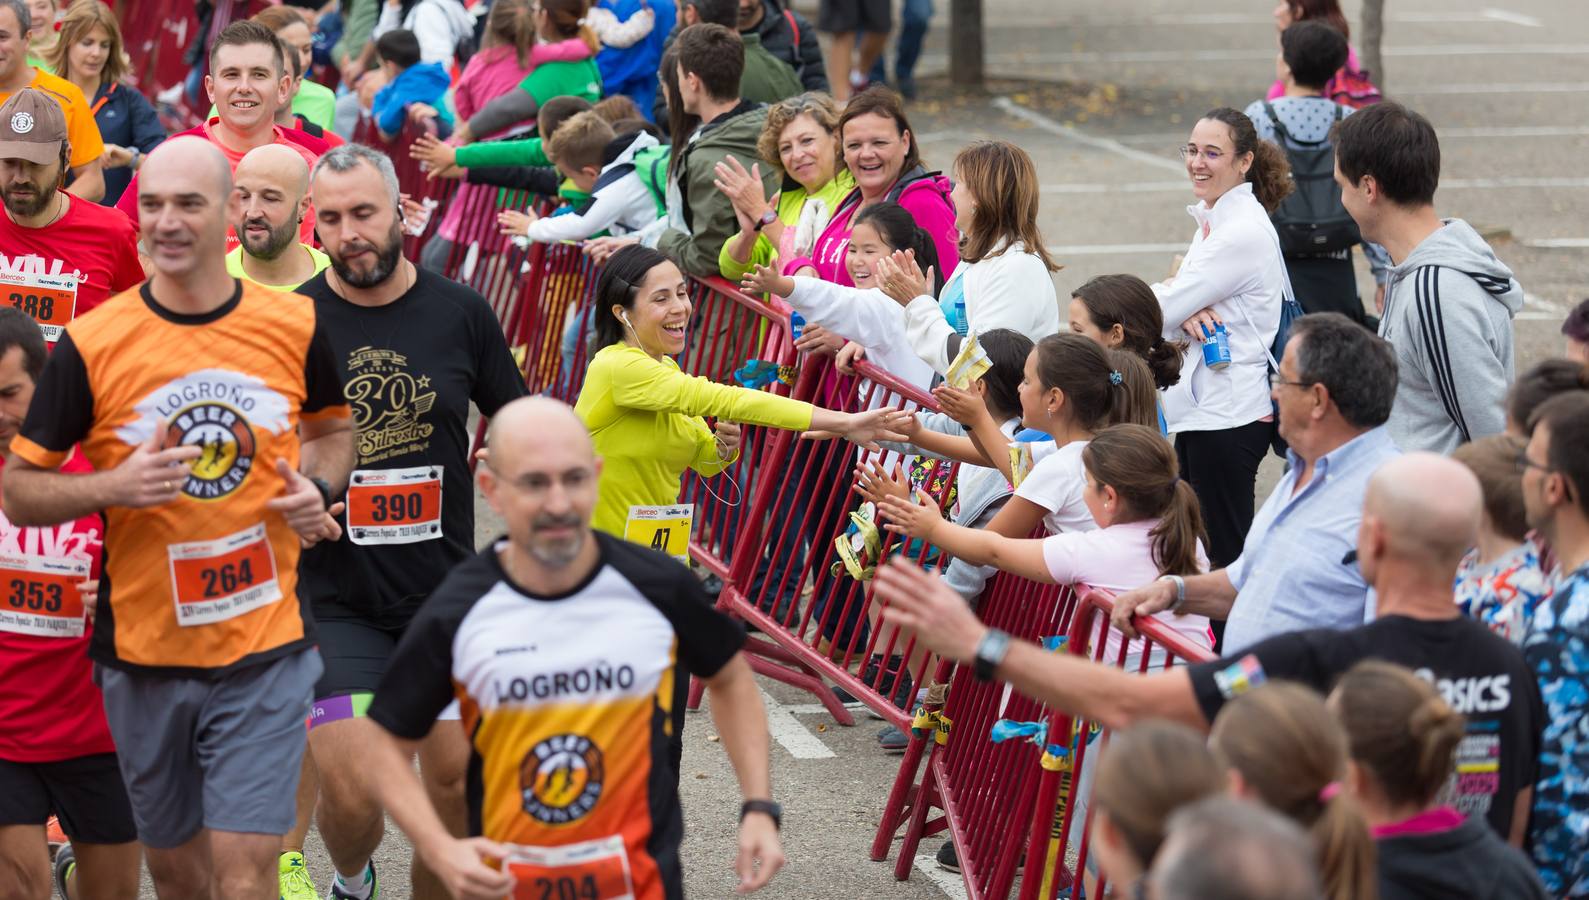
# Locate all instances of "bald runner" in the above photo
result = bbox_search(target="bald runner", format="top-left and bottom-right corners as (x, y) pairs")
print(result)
(229, 144), (329, 291)
(873, 452), (1547, 845)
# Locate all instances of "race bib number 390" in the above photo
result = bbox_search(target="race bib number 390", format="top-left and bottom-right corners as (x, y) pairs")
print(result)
(506, 835), (635, 900)
(346, 466), (443, 546)
(0, 552), (89, 638)
(167, 523), (281, 627)
(0, 270), (77, 343)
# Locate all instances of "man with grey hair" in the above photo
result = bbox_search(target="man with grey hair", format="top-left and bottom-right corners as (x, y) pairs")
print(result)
(294, 140), (527, 900)
(1112, 311), (1402, 650)
(1150, 797), (1323, 900)
(0, 0), (105, 200)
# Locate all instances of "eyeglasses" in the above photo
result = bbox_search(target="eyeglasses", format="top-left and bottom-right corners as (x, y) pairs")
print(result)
(1179, 145), (1227, 164)
(1268, 373), (1314, 389)
(1516, 450), (1552, 474)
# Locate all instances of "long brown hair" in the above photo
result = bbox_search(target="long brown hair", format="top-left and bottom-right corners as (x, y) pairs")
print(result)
(1200, 107), (1294, 213)
(1073, 273), (1185, 390)
(1094, 720), (1227, 869)
(1032, 334), (1145, 433)
(1286, 0), (1351, 40)
(1083, 425), (1206, 577)
(953, 140), (1059, 271)
(1210, 683), (1379, 900)
(483, 0), (536, 65)
(50, 0), (128, 86)
(1334, 661), (1466, 811)
(540, 0), (599, 52)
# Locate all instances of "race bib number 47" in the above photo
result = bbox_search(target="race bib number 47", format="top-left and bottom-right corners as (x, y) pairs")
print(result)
(0, 270), (77, 343)
(0, 552), (89, 638)
(167, 523), (281, 627)
(506, 835), (635, 900)
(623, 504), (692, 563)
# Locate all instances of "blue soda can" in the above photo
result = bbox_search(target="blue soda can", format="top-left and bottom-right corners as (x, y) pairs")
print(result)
(1201, 323), (1231, 370)
(790, 311), (805, 341)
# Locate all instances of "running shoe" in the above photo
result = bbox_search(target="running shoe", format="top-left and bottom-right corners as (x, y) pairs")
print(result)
(936, 840), (959, 873)
(45, 816), (66, 860)
(53, 844), (75, 899)
(278, 850), (317, 900)
(877, 724), (909, 753)
(327, 861), (380, 900)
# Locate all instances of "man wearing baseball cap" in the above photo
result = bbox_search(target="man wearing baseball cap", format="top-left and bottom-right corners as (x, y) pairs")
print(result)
(0, 88), (143, 343)
(0, 0), (104, 201)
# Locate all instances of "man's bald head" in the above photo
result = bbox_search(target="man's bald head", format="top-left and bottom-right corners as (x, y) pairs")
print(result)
(234, 144), (310, 261)
(487, 397), (595, 470)
(143, 136), (233, 198)
(481, 398), (601, 570)
(138, 137), (236, 278)
(236, 144), (309, 199)
(1363, 452), (1482, 571)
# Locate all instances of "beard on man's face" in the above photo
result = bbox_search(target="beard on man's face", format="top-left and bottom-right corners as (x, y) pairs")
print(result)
(329, 222), (406, 288)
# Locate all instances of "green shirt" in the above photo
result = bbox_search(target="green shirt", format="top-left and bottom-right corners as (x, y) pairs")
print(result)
(293, 81), (337, 131)
(738, 33), (801, 105)
(520, 58), (602, 106)
(455, 135), (551, 170)
(225, 244), (331, 291)
(718, 169), (856, 281)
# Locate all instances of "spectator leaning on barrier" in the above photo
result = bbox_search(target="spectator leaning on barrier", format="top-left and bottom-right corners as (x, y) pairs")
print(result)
(1332, 101), (1523, 454)
(497, 111), (667, 243)
(873, 449), (1546, 847)
(49, 0), (164, 208)
(370, 30), (451, 141)
(1116, 312), (1401, 651)
(1518, 391), (1589, 895)
(739, 0), (827, 94)
(1332, 661), (1548, 900)
(1150, 796), (1325, 900)
(452, 0), (602, 144)
(594, 0), (673, 118)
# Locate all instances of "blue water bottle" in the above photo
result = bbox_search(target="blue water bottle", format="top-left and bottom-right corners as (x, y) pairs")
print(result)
(790, 311), (805, 342)
(1201, 323), (1231, 370)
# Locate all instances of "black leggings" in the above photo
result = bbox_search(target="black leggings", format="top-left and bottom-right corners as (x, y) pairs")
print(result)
(1176, 420), (1274, 645)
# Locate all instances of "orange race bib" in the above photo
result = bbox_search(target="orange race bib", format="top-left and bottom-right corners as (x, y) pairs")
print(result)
(0, 552), (89, 638)
(0, 270), (77, 343)
(346, 466), (443, 546)
(506, 836), (636, 900)
(167, 523), (282, 627)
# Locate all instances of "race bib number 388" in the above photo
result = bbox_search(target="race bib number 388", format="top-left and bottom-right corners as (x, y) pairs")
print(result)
(0, 270), (76, 343)
(0, 552), (89, 638)
(167, 522), (281, 626)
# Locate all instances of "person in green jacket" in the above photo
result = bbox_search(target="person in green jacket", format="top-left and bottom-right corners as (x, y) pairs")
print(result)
(716, 91), (854, 284)
(575, 244), (902, 538)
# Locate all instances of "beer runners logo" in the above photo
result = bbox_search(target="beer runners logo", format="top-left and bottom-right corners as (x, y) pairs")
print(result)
(521, 734), (605, 825)
(345, 346), (436, 465)
(116, 369), (292, 501)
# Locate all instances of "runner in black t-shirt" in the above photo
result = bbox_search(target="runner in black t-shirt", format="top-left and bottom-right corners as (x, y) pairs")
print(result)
(363, 397), (784, 898)
(872, 453), (1544, 846)
(296, 144), (527, 900)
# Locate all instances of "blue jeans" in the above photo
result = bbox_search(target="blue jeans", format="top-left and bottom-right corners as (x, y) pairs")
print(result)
(869, 0), (933, 85)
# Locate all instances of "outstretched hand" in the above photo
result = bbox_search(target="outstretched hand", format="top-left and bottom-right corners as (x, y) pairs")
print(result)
(873, 250), (934, 307)
(740, 263), (794, 298)
(876, 488), (945, 541)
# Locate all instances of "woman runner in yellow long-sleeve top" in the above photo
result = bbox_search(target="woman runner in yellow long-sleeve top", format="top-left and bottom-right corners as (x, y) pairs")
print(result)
(576, 245), (901, 539)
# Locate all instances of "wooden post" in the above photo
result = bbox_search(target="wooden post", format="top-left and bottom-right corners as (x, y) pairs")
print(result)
(950, 0), (985, 87)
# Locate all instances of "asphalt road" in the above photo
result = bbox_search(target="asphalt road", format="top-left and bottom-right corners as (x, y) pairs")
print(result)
(130, 0), (1583, 896)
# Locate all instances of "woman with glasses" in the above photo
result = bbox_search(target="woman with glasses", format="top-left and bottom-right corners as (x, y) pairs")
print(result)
(1152, 108), (1292, 646)
(716, 92), (855, 290)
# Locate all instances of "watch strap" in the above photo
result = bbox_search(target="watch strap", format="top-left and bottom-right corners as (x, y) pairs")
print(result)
(740, 799), (781, 830)
(973, 629), (1011, 681)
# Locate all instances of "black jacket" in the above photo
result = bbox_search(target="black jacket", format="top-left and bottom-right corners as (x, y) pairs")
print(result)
(747, 0), (827, 93)
(1376, 814), (1547, 900)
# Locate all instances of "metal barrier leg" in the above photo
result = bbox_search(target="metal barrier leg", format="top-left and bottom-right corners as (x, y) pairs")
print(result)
(872, 657), (954, 860)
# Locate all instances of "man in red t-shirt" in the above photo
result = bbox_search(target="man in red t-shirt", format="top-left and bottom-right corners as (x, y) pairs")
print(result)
(0, 89), (144, 342)
(116, 20), (325, 250)
(0, 308), (138, 900)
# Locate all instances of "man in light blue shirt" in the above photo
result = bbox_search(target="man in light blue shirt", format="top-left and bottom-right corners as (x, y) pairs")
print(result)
(1112, 313), (1402, 652)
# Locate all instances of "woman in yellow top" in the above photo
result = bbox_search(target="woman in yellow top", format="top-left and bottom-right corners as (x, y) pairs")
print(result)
(715, 92), (856, 284)
(576, 245), (900, 537)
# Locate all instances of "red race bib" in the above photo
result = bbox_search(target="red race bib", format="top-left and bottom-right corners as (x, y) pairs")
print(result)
(167, 523), (282, 627)
(505, 836), (635, 900)
(346, 466), (443, 546)
(0, 552), (89, 638)
(0, 270), (77, 343)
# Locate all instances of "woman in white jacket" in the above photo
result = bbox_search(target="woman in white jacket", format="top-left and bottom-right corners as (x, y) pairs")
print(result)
(1153, 107), (1293, 586)
(873, 140), (1062, 373)
(374, 0), (475, 66)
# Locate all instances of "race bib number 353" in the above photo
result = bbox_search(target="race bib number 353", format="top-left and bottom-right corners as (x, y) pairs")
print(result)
(0, 552), (89, 638)
(506, 835), (635, 900)
(167, 523), (282, 627)
(347, 466), (443, 546)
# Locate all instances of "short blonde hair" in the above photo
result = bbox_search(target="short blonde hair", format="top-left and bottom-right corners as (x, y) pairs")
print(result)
(49, 0), (127, 86)
(547, 110), (616, 173)
(756, 92), (841, 177)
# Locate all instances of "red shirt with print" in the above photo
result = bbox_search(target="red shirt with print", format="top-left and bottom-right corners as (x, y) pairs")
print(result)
(0, 195), (144, 341)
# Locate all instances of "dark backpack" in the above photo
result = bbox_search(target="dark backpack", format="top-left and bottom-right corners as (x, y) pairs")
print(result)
(1263, 101), (1361, 256)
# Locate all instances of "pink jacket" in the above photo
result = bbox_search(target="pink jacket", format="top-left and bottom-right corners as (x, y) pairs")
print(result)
(784, 168), (960, 287)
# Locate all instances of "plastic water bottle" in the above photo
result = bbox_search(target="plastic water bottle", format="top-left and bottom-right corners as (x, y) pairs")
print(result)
(790, 311), (805, 342)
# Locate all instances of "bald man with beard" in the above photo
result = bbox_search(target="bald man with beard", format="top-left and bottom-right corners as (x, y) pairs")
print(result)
(228, 143), (330, 291)
(874, 452), (1547, 847)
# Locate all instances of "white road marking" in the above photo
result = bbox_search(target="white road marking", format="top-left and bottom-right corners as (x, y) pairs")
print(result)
(759, 690), (835, 759)
(1525, 238), (1589, 248)
(994, 97), (1184, 174)
(1047, 243), (1187, 256)
(1518, 293), (1565, 322)
(913, 854), (970, 900)
(995, 44), (1589, 64)
(1482, 8), (1545, 27)
(1397, 83), (1589, 95)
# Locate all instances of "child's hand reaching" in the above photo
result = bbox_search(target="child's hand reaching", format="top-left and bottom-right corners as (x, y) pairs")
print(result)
(410, 133), (458, 169)
(498, 208), (539, 237)
(877, 489), (945, 541)
(740, 264), (794, 298)
(854, 460), (912, 505)
(932, 383), (990, 428)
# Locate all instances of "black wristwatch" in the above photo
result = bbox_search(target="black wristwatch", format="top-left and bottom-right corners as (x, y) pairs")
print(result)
(752, 208), (779, 232)
(740, 799), (782, 830)
(973, 629), (1012, 681)
(309, 476), (335, 510)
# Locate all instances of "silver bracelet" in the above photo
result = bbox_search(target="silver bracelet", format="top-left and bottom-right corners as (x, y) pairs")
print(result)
(1158, 574), (1187, 613)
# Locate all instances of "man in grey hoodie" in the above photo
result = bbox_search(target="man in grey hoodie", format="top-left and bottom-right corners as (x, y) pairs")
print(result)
(1332, 102), (1524, 454)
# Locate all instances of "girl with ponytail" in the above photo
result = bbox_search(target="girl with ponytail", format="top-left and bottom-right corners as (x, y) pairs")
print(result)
(1209, 682), (1378, 900)
(1153, 106), (1294, 579)
(1070, 273), (1186, 392)
(1331, 661), (1547, 900)
(877, 423), (1215, 662)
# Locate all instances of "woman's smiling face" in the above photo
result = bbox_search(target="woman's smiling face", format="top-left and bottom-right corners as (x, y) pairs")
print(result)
(842, 112), (910, 200)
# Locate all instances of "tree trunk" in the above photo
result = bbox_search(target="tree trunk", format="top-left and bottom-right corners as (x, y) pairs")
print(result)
(950, 0), (984, 87)
(1360, 0), (1386, 91)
